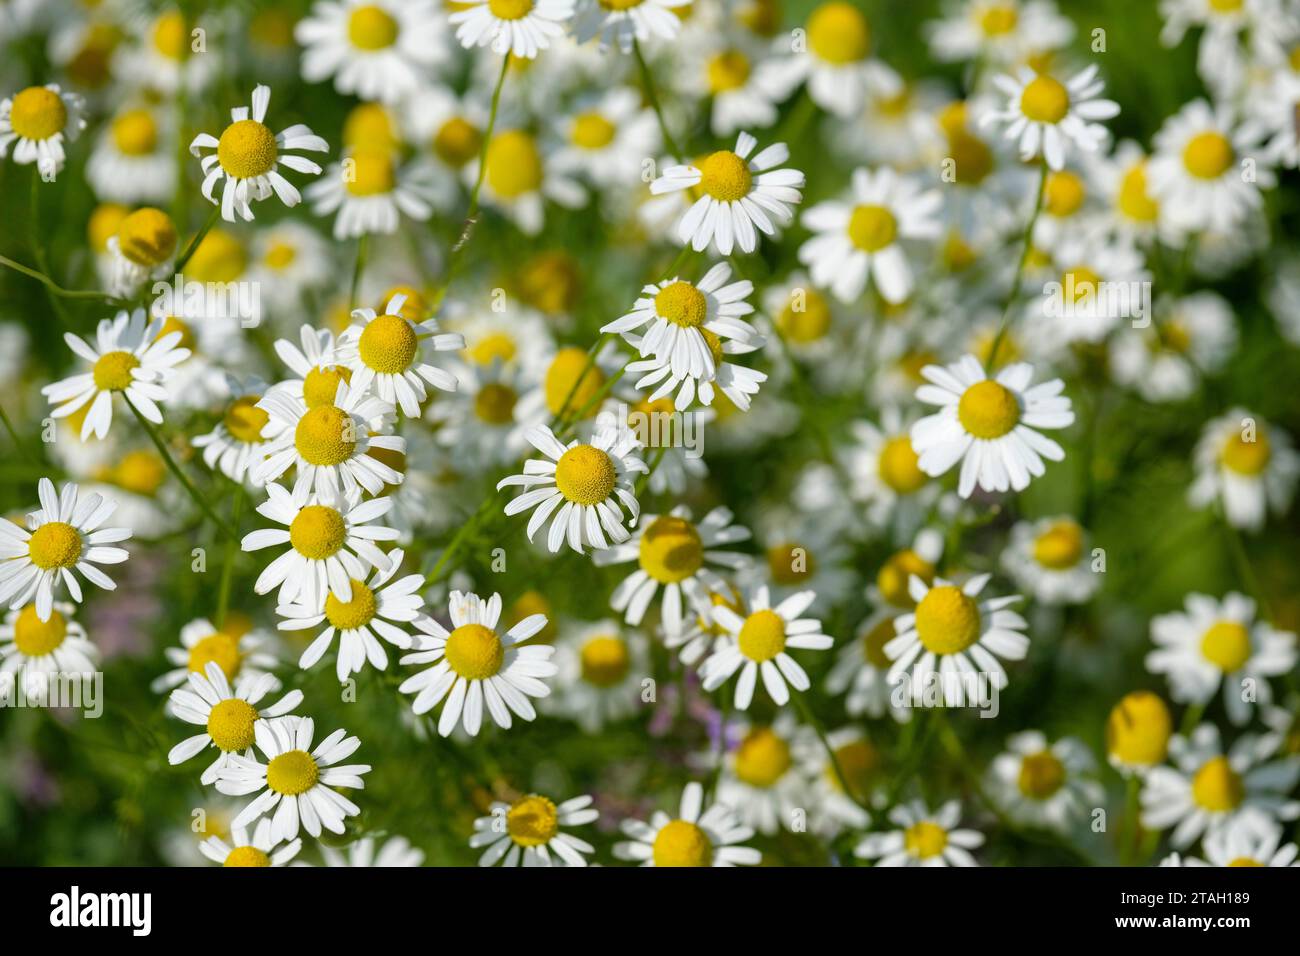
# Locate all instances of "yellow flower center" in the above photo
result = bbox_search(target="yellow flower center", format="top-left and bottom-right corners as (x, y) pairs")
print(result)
(1191, 756), (1244, 812)
(187, 229), (247, 283)
(92, 350), (139, 391)
(861, 616), (895, 668)
(734, 727), (791, 788)
(1200, 620), (1252, 672)
(957, 379), (1020, 439)
(766, 542), (816, 587)
(288, 505), (347, 561)
(1105, 691), (1172, 766)
(830, 739), (880, 796)
(266, 749), (319, 796)
(1062, 266), (1102, 304)
(109, 449), (167, 496)
(111, 109), (158, 156)
(444, 622), (505, 680)
(848, 204), (898, 253)
(1221, 429), (1271, 475)
(1033, 520), (1084, 569)
(600, 0), (644, 8)
(876, 549), (935, 607)
(249, 9), (297, 48)
(543, 347), (606, 416)
(506, 794), (558, 846)
(878, 435), (927, 494)
(88, 203), (130, 252)
(302, 367), (352, 409)
(1018, 750), (1066, 799)
(13, 605), (68, 656)
(1118, 161), (1158, 221)
(508, 590), (556, 644)
(554, 444), (617, 506)
(222, 395), (269, 444)
(474, 382), (518, 424)
(776, 289), (831, 343)
(580, 635), (630, 687)
(485, 130), (542, 198)
(157, 316), (196, 353)
(904, 820), (948, 858)
(358, 314), (418, 375)
(294, 405), (357, 466)
(263, 242), (297, 271)
(515, 251), (580, 315)
(638, 516), (703, 583)
(345, 148), (396, 196)
(807, 2), (870, 64)
(979, 3), (1018, 35)
(347, 4), (399, 49)
(708, 50), (752, 93)
(654, 280), (708, 328)
(948, 128), (995, 186)
(697, 150), (752, 202)
(571, 112), (616, 150)
(188, 632), (242, 680)
(914, 585), (981, 655)
(489, 0), (535, 18)
(1019, 75), (1070, 124)
(206, 697), (259, 752)
(344, 102), (398, 151)
(433, 117), (482, 168)
(217, 119), (279, 180)
(9, 87), (67, 141)
(468, 331), (517, 366)
(737, 608), (786, 662)
(153, 11), (189, 60)
(1208, 0), (1243, 12)
(652, 819), (712, 867)
(324, 580), (377, 631)
(27, 522), (83, 570)
(224, 846), (271, 867)
(1182, 131), (1234, 179)
(1045, 171), (1086, 217)
(117, 207), (178, 267)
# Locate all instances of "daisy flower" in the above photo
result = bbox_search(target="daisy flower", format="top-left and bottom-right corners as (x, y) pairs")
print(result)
(1109, 292), (1238, 403)
(321, 835), (425, 867)
(277, 547), (425, 681)
(613, 781), (761, 867)
(192, 376), (287, 487)
(401, 87), (488, 210)
(988, 731), (1104, 831)
(450, 0), (575, 58)
(0, 602), (98, 704)
(114, 8), (216, 96)
(1087, 140), (1169, 245)
(307, 146), (437, 239)
(870, 530), (946, 610)
(885, 573), (1028, 708)
(199, 818), (302, 868)
(571, 0), (689, 51)
(85, 104), (174, 203)
(543, 620), (648, 732)
(649, 131), (804, 255)
(246, 223), (333, 312)
(826, 609), (910, 721)
(844, 409), (937, 528)
(593, 505), (751, 632)
(399, 590), (557, 737)
(855, 800), (984, 866)
(166, 662), (304, 785)
(981, 64), (1119, 170)
(42, 309), (191, 442)
(909, 354), (1075, 498)
(1188, 408), (1299, 532)
(241, 483), (399, 607)
(624, 330), (767, 412)
(296, 0), (450, 104)
(796, 726), (876, 834)
(271, 326), (353, 409)
(798, 166), (942, 303)
(1185, 813), (1300, 868)
(252, 380), (405, 499)
(468, 127), (586, 235)
(551, 88), (661, 191)
(1105, 690), (1174, 776)
(1146, 592), (1296, 726)
(684, 39), (797, 137)
(336, 291), (464, 418)
(496, 424), (645, 555)
(926, 0), (1075, 66)
(701, 586), (833, 709)
(470, 793), (599, 867)
(217, 716), (372, 843)
(745, 509), (854, 613)
(151, 617), (280, 694)
(664, 586), (746, 666)
(716, 713), (811, 835)
(431, 360), (530, 468)
(0, 83), (85, 179)
(189, 85), (328, 223)
(1000, 516), (1100, 605)
(1140, 724), (1300, 849)
(0, 479), (131, 623)
(104, 207), (179, 297)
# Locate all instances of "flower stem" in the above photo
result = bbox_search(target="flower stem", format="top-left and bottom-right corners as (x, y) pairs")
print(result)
(215, 485), (245, 629)
(171, 206), (220, 276)
(1221, 512), (1274, 621)
(129, 403), (237, 541)
(349, 233), (370, 310)
(633, 38), (682, 160)
(0, 254), (127, 306)
(0, 403), (37, 464)
(987, 159), (1048, 369)
(793, 692), (871, 811)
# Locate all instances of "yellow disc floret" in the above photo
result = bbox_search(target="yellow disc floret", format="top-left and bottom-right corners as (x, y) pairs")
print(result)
(1182, 131), (1234, 180)
(489, 0), (535, 18)
(1191, 755), (1244, 812)
(1045, 171), (1086, 217)
(1018, 750), (1066, 799)
(1019, 75), (1070, 124)
(345, 147), (396, 196)
(737, 608), (786, 662)
(580, 635), (630, 687)
(485, 130), (542, 198)
(698, 150), (752, 202)
(914, 585), (981, 655)
(571, 112), (616, 150)
(734, 727), (791, 787)
(543, 347), (605, 416)
(27, 522), (84, 570)
(224, 396), (269, 443)
(776, 289), (831, 342)
(13, 605), (68, 656)
(1118, 162), (1159, 222)
(324, 580), (377, 631)
(9, 87), (67, 141)
(434, 116), (482, 168)
(554, 444), (617, 506)
(358, 314), (418, 375)
(206, 697), (259, 752)
(848, 204), (898, 253)
(347, 4), (399, 49)
(904, 820), (948, 858)
(957, 379), (1020, 439)
(861, 616), (896, 669)
(444, 623), (505, 680)
(707, 50), (752, 93)
(188, 632), (242, 679)
(652, 819), (712, 867)
(638, 516), (703, 583)
(266, 749), (319, 796)
(289, 505), (347, 560)
(876, 549), (935, 607)
(224, 846), (271, 867)
(111, 109), (158, 156)
(93, 351), (140, 392)
(878, 435), (927, 494)
(654, 281), (708, 328)
(1105, 691), (1172, 767)
(1033, 520), (1084, 569)
(1200, 620), (1252, 672)
(217, 119), (278, 180)
(474, 383), (518, 424)
(506, 794), (558, 846)
(807, 2), (870, 64)
(302, 367), (352, 408)
(1221, 429), (1271, 475)
(117, 207), (178, 266)
(294, 405), (357, 466)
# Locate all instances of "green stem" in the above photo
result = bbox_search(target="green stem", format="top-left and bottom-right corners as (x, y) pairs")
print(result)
(215, 486), (245, 629)
(129, 403), (237, 541)
(1221, 513), (1273, 621)
(633, 37), (682, 160)
(0, 403), (37, 464)
(793, 693), (871, 811)
(349, 233), (370, 310)
(987, 160), (1048, 369)
(0, 254), (126, 306)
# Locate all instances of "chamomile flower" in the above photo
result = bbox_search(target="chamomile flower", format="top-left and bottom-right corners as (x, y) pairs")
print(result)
(115, 9), (217, 96)
(276, 547), (425, 681)
(1087, 140), (1169, 245)
(664, 586), (746, 666)
(855, 800), (984, 866)
(1146, 592), (1296, 726)
(910, 354), (1075, 498)
(544, 620), (648, 732)
(246, 223), (333, 312)
(0, 479), (131, 623)
(1189, 813), (1300, 868)
(189, 85), (328, 223)
(799, 167), (942, 304)
(307, 146), (437, 239)
(0, 602), (98, 704)
(217, 716), (372, 843)
(336, 292), (464, 418)
(885, 574), (1028, 707)
(151, 617), (280, 694)
(716, 713), (810, 835)
(0, 84), (85, 179)
(1188, 408), (1299, 532)
(398, 590), (558, 737)
(571, 0), (688, 51)
(746, 510), (854, 613)
(1001, 516), (1100, 605)
(241, 483), (399, 607)
(1140, 724), (1300, 848)
(470, 793), (599, 867)
(85, 104), (174, 203)
(594, 505), (751, 632)
(104, 207), (179, 296)
(401, 87), (488, 210)
(431, 360), (529, 467)
(496, 424), (645, 555)
(844, 410), (936, 528)
(551, 88), (660, 191)
(320, 835), (425, 867)
(1105, 691), (1174, 776)
(166, 661), (305, 785)
(701, 586), (833, 709)
(649, 131), (804, 255)
(449, 0), (576, 58)
(252, 380), (404, 499)
(295, 0), (450, 104)
(826, 609), (910, 721)
(596, 393), (711, 495)
(988, 731), (1104, 831)
(797, 727), (877, 834)
(624, 330), (767, 411)
(199, 818), (302, 868)
(926, 0), (1074, 66)
(42, 309), (191, 442)
(982, 64), (1119, 170)
(191, 376), (285, 487)
(468, 127), (586, 235)
(614, 781), (761, 867)
(1109, 292), (1238, 402)
(270, 327), (352, 410)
